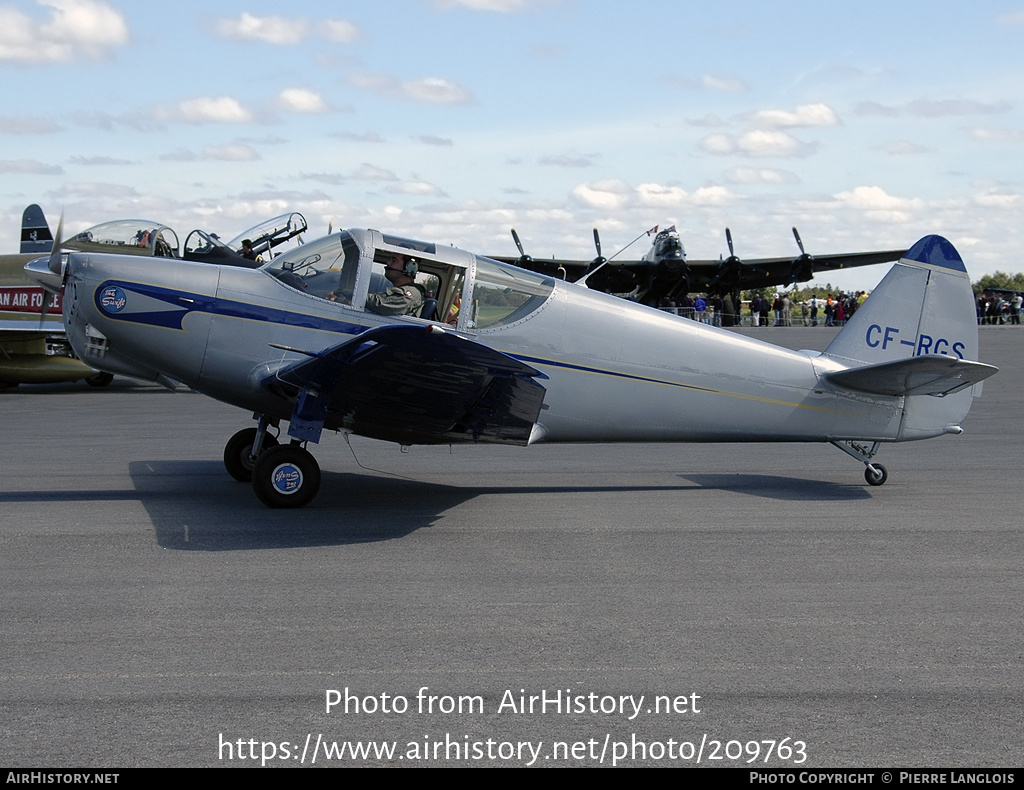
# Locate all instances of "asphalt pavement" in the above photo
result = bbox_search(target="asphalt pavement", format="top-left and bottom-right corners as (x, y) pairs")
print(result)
(0, 325), (1020, 767)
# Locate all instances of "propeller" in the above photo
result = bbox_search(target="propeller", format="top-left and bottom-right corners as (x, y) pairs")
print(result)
(47, 212), (64, 275)
(510, 228), (532, 266)
(790, 226), (815, 282)
(710, 227), (743, 289)
(584, 228), (607, 275)
(38, 212), (64, 328)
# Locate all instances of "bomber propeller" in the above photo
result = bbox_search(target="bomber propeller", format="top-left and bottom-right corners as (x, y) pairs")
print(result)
(790, 226), (815, 282)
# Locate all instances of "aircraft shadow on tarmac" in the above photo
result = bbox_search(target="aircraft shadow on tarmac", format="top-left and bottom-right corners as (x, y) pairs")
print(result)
(0, 462), (871, 551)
(114, 461), (867, 551)
(677, 473), (872, 502)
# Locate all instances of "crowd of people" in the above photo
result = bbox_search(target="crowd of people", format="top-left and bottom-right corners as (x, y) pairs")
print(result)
(657, 291), (869, 327)
(977, 292), (1022, 325)
(658, 288), (1023, 328)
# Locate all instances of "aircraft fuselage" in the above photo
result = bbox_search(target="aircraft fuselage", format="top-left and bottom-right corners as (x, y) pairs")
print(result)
(54, 240), (953, 447)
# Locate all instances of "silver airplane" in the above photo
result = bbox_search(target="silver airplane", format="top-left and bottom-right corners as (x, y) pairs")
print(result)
(27, 228), (997, 508)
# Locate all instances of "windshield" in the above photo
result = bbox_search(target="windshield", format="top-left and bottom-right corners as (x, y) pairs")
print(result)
(264, 232), (361, 302)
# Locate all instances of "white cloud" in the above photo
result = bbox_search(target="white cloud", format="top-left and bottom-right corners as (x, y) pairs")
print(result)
(277, 88), (327, 113)
(434, 0), (536, 10)
(725, 167), (798, 184)
(68, 155), (133, 165)
(403, 77), (473, 104)
(704, 130), (816, 158)
(571, 180), (631, 210)
(352, 163), (398, 181)
(350, 73), (473, 105)
(970, 127), (1024, 142)
(737, 130), (816, 157)
(834, 186), (924, 222)
(388, 181), (447, 197)
(570, 181), (735, 212)
(216, 13), (307, 45)
(203, 144), (260, 162)
(178, 96), (253, 124)
(701, 134), (735, 155)
(216, 13), (358, 46)
(974, 191), (1022, 209)
(690, 186), (734, 206)
(635, 183), (688, 207)
(702, 74), (747, 93)
(0, 159), (63, 174)
(0, 116), (61, 133)
(323, 19), (358, 43)
(750, 103), (840, 128)
(0, 0), (128, 63)
(540, 154), (595, 168)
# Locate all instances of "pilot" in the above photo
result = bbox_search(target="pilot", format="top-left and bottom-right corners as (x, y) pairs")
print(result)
(240, 239), (259, 262)
(365, 254), (425, 316)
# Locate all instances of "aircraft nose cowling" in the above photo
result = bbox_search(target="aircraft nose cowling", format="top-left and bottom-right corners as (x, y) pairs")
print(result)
(24, 256), (63, 293)
(60, 252), (215, 388)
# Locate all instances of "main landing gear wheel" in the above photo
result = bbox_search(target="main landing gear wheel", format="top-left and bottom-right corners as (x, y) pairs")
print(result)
(865, 464), (888, 487)
(224, 428), (279, 482)
(86, 371), (114, 387)
(252, 444), (321, 508)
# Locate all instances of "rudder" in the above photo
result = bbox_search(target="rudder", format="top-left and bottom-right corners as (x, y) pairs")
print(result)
(20, 204), (52, 254)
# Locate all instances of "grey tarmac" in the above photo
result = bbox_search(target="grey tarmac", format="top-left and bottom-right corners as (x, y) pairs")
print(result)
(0, 326), (1020, 767)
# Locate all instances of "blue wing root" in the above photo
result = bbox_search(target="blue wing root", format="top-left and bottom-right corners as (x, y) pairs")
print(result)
(261, 325), (547, 446)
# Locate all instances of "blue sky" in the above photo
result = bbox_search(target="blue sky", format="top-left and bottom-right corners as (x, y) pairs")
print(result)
(2, 0), (1023, 290)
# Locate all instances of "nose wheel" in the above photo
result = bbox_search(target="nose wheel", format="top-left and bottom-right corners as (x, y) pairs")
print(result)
(224, 426), (279, 482)
(252, 443), (321, 508)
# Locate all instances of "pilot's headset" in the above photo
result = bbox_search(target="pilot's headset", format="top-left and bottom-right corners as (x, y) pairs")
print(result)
(394, 255), (418, 277)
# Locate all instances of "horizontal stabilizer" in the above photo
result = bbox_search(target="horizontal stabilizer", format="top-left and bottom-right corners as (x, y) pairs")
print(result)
(825, 355), (998, 397)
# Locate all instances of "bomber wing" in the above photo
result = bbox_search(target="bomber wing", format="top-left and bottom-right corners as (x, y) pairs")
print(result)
(687, 248), (908, 293)
(261, 325), (547, 446)
(492, 247), (907, 301)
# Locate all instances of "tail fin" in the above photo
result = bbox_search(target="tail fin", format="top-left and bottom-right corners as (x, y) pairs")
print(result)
(822, 235), (997, 439)
(20, 204), (52, 254)
(824, 236), (979, 366)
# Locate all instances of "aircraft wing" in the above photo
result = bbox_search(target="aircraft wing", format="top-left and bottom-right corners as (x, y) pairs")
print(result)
(688, 249), (908, 291)
(261, 325), (548, 446)
(491, 248), (907, 294)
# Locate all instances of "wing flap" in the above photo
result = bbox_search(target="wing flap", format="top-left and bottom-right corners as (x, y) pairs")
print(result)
(825, 355), (998, 397)
(262, 325), (547, 446)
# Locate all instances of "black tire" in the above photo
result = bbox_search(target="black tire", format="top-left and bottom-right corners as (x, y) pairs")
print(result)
(865, 463), (888, 486)
(86, 371), (114, 387)
(252, 444), (321, 508)
(224, 428), (279, 482)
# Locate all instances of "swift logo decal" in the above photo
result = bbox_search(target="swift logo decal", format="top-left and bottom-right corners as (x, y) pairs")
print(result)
(99, 286), (127, 314)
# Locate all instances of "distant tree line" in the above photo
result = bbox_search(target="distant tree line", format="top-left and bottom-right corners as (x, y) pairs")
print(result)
(973, 271), (1024, 292)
